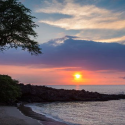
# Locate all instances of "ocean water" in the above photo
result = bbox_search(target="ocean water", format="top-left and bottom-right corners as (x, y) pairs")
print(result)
(27, 85), (125, 125)
(47, 85), (125, 94)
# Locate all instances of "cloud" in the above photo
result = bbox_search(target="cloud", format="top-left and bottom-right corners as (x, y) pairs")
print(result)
(76, 29), (125, 43)
(1, 36), (125, 71)
(76, 31), (125, 44)
(95, 35), (125, 43)
(120, 77), (125, 79)
(36, 0), (125, 30)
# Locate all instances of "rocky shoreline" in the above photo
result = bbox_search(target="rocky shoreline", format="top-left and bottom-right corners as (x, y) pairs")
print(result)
(18, 84), (125, 103)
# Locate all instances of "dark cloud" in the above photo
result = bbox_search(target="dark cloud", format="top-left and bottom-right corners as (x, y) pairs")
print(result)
(120, 77), (125, 79)
(0, 36), (125, 71)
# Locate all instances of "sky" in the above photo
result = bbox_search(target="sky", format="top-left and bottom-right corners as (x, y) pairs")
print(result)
(0, 0), (125, 85)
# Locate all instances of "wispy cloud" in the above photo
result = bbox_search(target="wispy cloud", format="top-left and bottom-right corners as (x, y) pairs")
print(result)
(76, 29), (125, 44)
(36, 0), (125, 30)
(95, 35), (125, 43)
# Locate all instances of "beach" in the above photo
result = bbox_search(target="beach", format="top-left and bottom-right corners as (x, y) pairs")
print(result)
(0, 106), (41, 125)
(0, 105), (67, 125)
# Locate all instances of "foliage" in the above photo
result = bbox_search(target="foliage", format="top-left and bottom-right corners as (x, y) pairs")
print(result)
(0, 75), (21, 103)
(0, 0), (42, 55)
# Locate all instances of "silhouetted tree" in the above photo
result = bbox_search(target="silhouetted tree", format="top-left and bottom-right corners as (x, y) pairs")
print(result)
(0, 75), (21, 103)
(0, 0), (42, 55)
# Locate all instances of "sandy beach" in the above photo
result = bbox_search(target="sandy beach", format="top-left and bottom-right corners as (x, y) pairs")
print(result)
(0, 106), (41, 125)
(18, 104), (68, 125)
(0, 105), (67, 125)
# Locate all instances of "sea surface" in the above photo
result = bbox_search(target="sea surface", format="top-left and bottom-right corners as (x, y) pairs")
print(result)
(27, 85), (125, 125)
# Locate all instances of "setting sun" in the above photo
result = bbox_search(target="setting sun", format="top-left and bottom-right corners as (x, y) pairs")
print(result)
(75, 74), (81, 79)
(73, 73), (83, 82)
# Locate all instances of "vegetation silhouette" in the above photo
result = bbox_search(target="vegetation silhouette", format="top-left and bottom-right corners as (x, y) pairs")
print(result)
(0, 0), (42, 55)
(0, 0), (42, 104)
(0, 75), (21, 104)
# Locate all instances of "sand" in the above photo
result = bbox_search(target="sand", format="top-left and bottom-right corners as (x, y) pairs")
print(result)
(0, 105), (68, 125)
(18, 104), (68, 125)
(0, 106), (41, 125)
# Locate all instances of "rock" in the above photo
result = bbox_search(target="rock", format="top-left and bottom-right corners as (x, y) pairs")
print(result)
(18, 84), (125, 103)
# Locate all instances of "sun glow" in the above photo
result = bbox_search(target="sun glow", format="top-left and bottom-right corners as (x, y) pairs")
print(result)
(74, 73), (82, 82)
(75, 74), (81, 79)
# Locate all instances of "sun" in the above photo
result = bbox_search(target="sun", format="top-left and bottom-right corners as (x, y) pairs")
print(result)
(75, 74), (81, 79)
(74, 73), (82, 80)
(73, 72), (84, 84)
(73, 72), (83, 83)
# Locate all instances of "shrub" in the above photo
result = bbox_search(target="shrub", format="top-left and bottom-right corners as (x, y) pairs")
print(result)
(0, 75), (21, 103)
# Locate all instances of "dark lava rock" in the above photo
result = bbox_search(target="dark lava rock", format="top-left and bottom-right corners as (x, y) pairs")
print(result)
(18, 84), (125, 103)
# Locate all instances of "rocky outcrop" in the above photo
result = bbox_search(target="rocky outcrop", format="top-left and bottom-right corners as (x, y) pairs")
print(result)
(18, 84), (125, 103)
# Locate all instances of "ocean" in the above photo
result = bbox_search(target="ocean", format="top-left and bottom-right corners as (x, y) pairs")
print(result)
(26, 85), (125, 125)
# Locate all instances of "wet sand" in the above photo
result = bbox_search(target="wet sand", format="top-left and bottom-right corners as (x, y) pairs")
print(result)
(18, 104), (68, 125)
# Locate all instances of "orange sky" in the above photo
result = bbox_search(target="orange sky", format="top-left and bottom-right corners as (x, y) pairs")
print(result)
(0, 65), (125, 85)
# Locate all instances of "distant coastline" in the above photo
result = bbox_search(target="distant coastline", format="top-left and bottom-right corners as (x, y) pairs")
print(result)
(18, 84), (125, 103)
(47, 85), (125, 94)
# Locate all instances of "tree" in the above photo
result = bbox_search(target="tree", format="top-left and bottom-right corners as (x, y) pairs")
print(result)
(0, 75), (21, 103)
(0, 0), (42, 55)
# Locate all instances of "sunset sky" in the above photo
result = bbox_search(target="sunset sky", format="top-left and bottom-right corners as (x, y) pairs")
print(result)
(0, 0), (125, 85)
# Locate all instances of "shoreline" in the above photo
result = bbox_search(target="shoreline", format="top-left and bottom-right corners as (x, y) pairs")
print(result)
(18, 104), (68, 125)
(0, 104), (68, 125)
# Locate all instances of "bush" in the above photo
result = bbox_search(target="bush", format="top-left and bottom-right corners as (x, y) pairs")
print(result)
(0, 75), (21, 103)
